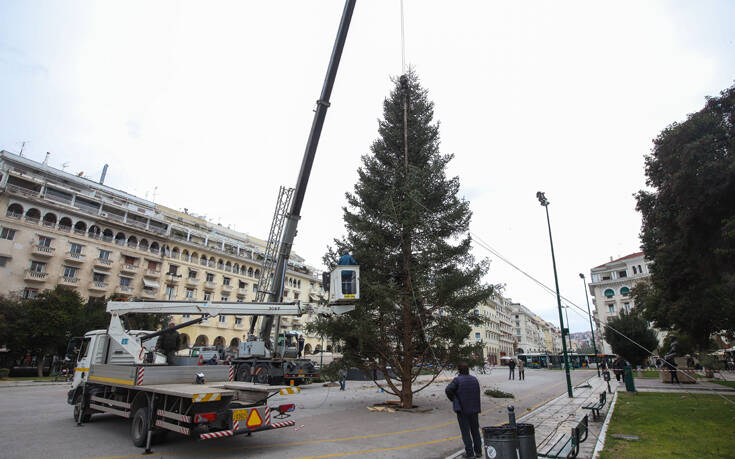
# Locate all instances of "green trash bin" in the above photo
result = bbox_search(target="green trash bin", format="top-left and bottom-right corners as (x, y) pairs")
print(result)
(623, 364), (636, 392)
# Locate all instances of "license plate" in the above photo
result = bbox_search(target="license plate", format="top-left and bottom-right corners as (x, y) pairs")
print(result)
(344, 294), (355, 299)
(233, 409), (249, 421)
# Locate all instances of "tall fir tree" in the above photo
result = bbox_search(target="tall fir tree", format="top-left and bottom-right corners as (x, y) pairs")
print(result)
(310, 71), (494, 408)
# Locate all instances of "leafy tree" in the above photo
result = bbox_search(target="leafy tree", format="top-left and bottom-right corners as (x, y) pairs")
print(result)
(634, 83), (735, 347)
(605, 311), (659, 366)
(309, 71), (494, 408)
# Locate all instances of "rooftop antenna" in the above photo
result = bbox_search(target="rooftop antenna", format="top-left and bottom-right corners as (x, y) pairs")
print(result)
(99, 164), (108, 184)
(19, 141), (28, 157)
(43, 152), (51, 165)
(152, 186), (158, 203)
(62, 162), (70, 171)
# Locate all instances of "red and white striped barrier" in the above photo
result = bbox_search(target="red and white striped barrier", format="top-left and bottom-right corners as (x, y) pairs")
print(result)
(199, 429), (234, 440)
(263, 406), (271, 426)
(270, 420), (295, 429)
(135, 367), (145, 385)
(228, 365), (234, 381)
(233, 420), (240, 431)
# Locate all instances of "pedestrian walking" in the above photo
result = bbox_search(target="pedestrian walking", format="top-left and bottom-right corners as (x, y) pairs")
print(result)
(518, 358), (525, 381)
(338, 368), (347, 391)
(508, 357), (516, 380)
(297, 335), (305, 358)
(445, 362), (483, 458)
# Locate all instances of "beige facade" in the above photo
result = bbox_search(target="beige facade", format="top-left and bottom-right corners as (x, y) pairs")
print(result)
(588, 252), (663, 354)
(467, 294), (522, 365)
(0, 150), (327, 354)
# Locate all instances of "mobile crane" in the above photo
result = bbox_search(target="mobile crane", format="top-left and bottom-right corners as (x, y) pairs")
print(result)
(66, 0), (358, 451)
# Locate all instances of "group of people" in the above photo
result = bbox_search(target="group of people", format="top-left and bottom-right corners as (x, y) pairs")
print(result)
(506, 357), (525, 380)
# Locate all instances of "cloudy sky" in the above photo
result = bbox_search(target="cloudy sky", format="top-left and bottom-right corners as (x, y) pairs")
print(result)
(1, 1), (734, 332)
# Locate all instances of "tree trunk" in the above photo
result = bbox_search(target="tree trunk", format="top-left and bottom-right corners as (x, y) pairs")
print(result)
(37, 355), (45, 378)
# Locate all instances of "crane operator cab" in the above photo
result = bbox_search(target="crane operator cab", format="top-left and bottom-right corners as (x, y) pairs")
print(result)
(325, 252), (360, 304)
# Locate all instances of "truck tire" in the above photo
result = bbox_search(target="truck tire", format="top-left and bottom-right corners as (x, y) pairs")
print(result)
(236, 363), (252, 382)
(74, 402), (92, 423)
(253, 365), (270, 384)
(131, 406), (150, 447)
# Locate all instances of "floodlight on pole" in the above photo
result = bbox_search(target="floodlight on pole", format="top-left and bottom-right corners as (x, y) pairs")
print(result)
(537, 191), (573, 398)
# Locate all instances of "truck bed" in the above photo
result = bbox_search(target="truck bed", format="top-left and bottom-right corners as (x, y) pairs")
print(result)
(89, 363), (233, 387)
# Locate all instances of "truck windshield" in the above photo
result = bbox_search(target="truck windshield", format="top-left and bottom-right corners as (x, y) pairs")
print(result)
(77, 337), (91, 362)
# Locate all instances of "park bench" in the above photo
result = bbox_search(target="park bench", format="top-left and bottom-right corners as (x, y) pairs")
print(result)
(538, 414), (589, 458)
(582, 391), (606, 420)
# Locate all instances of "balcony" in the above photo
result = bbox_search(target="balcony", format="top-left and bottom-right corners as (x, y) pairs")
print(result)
(7, 183), (41, 198)
(144, 268), (161, 278)
(203, 281), (216, 291)
(5, 211), (21, 220)
(64, 252), (85, 263)
(165, 275), (181, 285)
(120, 264), (138, 274)
(60, 276), (79, 287)
(24, 270), (48, 282)
(221, 284), (233, 293)
(237, 288), (247, 297)
(217, 320), (229, 328)
(141, 288), (159, 298)
(186, 277), (199, 287)
(88, 281), (109, 291)
(32, 245), (55, 257)
(94, 257), (113, 267)
(115, 285), (134, 295)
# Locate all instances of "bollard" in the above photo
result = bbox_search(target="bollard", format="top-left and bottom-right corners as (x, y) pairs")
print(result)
(603, 370), (612, 394)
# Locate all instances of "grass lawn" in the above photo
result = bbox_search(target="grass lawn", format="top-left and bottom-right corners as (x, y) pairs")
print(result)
(633, 370), (660, 379)
(600, 392), (735, 459)
(711, 380), (735, 389)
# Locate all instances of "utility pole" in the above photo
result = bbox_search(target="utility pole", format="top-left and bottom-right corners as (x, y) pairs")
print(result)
(580, 273), (601, 377)
(536, 192), (573, 398)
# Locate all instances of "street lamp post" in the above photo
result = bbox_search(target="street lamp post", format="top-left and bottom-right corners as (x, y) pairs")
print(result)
(579, 273), (601, 377)
(167, 272), (182, 300)
(536, 192), (573, 398)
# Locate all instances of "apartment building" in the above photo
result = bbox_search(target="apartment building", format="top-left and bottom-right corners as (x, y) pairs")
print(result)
(0, 150), (327, 353)
(587, 252), (663, 354)
(467, 294), (516, 364)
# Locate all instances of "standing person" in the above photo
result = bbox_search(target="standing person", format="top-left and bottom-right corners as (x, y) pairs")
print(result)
(298, 335), (305, 358)
(338, 368), (347, 391)
(613, 356), (624, 382)
(665, 353), (680, 383)
(508, 357), (516, 380)
(157, 322), (180, 364)
(518, 357), (525, 381)
(445, 362), (483, 458)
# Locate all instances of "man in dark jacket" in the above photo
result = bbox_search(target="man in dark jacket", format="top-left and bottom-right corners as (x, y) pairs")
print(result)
(445, 362), (482, 458)
(508, 357), (516, 380)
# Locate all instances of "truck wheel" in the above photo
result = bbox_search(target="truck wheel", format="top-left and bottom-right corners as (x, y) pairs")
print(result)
(74, 402), (92, 423)
(236, 364), (252, 382)
(131, 406), (150, 447)
(254, 365), (270, 384)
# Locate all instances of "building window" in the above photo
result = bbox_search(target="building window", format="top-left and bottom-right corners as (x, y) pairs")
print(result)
(29, 261), (46, 273)
(188, 269), (197, 279)
(235, 317), (242, 325)
(223, 277), (231, 286)
(0, 255), (9, 267)
(604, 288), (615, 298)
(0, 228), (16, 240)
(202, 293), (211, 301)
(475, 332), (481, 340)
(93, 272), (106, 282)
(620, 286), (630, 296)
(23, 288), (38, 299)
(618, 270), (627, 278)
(62, 266), (78, 278)
(638, 264), (643, 273)
(183, 313), (190, 318)
(607, 304), (615, 313)
(168, 264), (179, 275)
(165, 286), (175, 298)
(602, 275), (611, 281)
(206, 272), (214, 282)
(38, 236), (52, 247)
(239, 280), (246, 288)
(186, 288), (194, 298)
(69, 243), (83, 254)
(119, 276), (131, 287)
(221, 296), (229, 302)
(623, 302), (631, 312)
(219, 315), (226, 323)
(632, 266), (637, 275)
(98, 249), (111, 260)
(252, 285), (258, 292)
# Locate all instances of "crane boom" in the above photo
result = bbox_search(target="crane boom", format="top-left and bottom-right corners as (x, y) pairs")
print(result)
(257, 0), (357, 345)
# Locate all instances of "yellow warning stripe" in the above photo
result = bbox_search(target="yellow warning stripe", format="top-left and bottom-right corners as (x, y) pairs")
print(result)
(279, 387), (301, 395)
(89, 375), (135, 386)
(192, 393), (222, 403)
(74, 367), (90, 372)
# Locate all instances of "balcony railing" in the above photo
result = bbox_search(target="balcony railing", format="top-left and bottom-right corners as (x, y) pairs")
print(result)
(60, 276), (79, 286)
(74, 202), (101, 214)
(5, 211), (21, 219)
(221, 284), (233, 292)
(186, 278), (199, 287)
(106, 213), (125, 223)
(7, 184), (40, 197)
(88, 281), (108, 291)
(120, 264), (138, 273)
(24, 270), (48, 282)
(237, 288), (248, 296)
(25, 216), (40, 224)
(42, 220), (56, 228)
(45, 193), (73, 205)
(144, 269), (161, 278)
(58, 225), (72, 232)
(32, 245), (55, 257)
(116, 285), (134, 294)
(204, 281), (216, 291)
(65, 252), (85, 263)
(142, 289), (159, 298)
(94, 257), (113, 267)
(127, 219), (147, 229)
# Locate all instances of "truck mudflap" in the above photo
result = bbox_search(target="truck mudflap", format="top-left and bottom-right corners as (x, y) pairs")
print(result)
(199, 419), (296, 440)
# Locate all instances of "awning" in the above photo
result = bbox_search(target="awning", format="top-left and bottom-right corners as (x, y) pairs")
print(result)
(119, 274), (133, 280)
(143, 279), (160, 288)
(92, 269), (109, 276)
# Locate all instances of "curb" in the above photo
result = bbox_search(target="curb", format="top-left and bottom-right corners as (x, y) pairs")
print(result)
(591, 389), (618, 458)
(0, 381), (71, 388)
